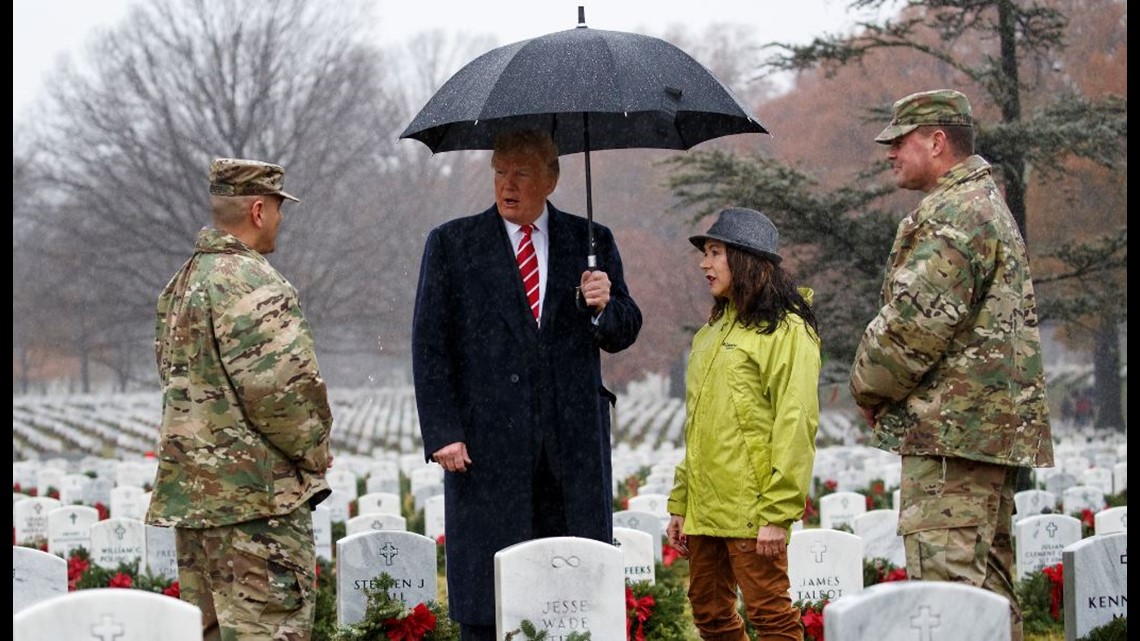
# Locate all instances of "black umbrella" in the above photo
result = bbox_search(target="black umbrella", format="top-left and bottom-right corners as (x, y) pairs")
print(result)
(400, 6), (769, 266)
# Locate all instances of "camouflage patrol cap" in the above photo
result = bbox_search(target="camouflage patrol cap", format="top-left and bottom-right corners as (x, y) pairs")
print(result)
(208, 158), (300, 202)
(874, 89), (973, 144)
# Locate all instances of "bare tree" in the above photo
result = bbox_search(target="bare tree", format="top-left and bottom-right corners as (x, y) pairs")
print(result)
(25, 0), (413, 387)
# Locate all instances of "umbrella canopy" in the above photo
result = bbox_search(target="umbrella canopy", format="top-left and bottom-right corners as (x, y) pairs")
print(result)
(400, 8), (769, 261)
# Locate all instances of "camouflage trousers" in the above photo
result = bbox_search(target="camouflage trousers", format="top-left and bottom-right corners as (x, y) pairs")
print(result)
(899, 455), (1021, 641)
(176, 509), (316, 641)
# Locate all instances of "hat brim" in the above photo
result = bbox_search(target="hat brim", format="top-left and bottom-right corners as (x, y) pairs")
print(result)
(278, 191), (300, 203)
(874, 123), (919, 144)
(689, 234), (782, 264)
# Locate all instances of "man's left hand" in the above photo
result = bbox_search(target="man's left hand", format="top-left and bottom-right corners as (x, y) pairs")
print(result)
(579, 270), (611, 312)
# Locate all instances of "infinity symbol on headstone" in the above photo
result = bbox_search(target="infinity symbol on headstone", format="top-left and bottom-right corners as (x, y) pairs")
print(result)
(551, 555), (581, 568)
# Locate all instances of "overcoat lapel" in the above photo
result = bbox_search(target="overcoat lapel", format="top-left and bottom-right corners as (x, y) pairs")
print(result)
(466, 209), (537, 343)
(541, 205), (581, 333)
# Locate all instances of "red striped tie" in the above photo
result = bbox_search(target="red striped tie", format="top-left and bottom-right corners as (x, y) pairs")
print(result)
(516, 224), (540, 321)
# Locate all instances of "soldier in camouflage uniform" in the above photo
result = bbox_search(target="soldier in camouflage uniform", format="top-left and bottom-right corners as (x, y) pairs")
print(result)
(849, 90), (1054, 641)
(146, 158), (333, 641)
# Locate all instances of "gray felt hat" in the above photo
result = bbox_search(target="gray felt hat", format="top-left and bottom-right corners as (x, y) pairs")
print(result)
(689, 208), (781, 263)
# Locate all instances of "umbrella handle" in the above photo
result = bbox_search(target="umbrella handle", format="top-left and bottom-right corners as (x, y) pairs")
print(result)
(583, 112), (596, 269)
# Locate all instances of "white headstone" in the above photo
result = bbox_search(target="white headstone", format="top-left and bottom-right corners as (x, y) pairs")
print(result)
(820, 491), (868, 531)
(1062, 485), (1106, 517)
(313, 505), (333, 562)
(326, 468), (360, 500)
(1063, 531), (1126, 641)
(86, 477), (115, 508)
(323, 489), (353, 524)
(626, 493), (669, 528)
(413, 481), (444, 511)
(14, 497), (62, 545)
(365, 461), (401, 496)
(788, 529), (865, 603)
(356, 491), (402, 516)
(637, 483), (669, 496)
(494, 536), (626, 641)
(13, 587), (202, 640)
(409, 465), (443, 497)
(145, 525), (179, 581)
(423, 494), (446, 540)
(110, 485), (148, 521)
(35, 467), (66, 499)
(1093, 506), (1127, 535)
(1014, 514), (1083, 578)
(612, 510), (664, 562)
(12, 546), (67, 614)
(57, 474), (91, 506)
(46, 505), (99, 558)
(823, 580), (1010, 641)
(12, 460), (39, 489)
(335, 530), (438, 626)
(346, 513), (408, 535)
(1112, 462), (1127, 494)
(612, 527), (655, 585)
(89, 517), (146, 570)
(1014, 489), (1058, 523)
(115, 461), (155, 489)
(1044, 472), (1079, 497)
(853, 509), (905, 568)
(1079, 467), (1114, 496)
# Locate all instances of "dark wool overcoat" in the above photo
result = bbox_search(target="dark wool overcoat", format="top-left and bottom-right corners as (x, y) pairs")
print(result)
(412, 202), (642, 624)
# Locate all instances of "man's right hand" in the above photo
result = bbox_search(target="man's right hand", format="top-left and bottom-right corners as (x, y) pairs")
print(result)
(432, 442), (472, 473)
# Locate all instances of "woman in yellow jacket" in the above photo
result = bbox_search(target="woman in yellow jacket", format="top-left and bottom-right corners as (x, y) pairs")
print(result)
(667, 208), (821, 641)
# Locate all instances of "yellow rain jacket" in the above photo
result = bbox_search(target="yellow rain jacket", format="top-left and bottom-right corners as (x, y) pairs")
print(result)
(667, 293), (820, 539)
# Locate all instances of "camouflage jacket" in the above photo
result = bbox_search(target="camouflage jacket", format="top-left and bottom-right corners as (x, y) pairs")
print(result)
(146, 228), (332, 528)
(849, 156), (1054, 467)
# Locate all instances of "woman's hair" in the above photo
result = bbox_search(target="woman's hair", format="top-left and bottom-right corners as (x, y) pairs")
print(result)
(708, 245), (819, 339)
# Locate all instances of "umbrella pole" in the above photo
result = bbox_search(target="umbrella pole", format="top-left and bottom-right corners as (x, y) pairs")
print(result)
(583, 112), (596, 269)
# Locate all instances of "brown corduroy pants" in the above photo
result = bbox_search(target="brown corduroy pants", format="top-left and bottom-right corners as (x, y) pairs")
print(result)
(686, 535), (803, 641)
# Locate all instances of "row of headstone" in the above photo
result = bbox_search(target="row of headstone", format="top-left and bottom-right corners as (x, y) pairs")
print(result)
(12, 508), (177, 580)
(822, 530), (1126, 641)
(14, 480), (152, 520)
(13, 512), (1124, 641)
(13, 586), (202, 640)
(13, 458), (159, 495)
(331, 528), (656, 635)
(1037, 462), (1128, 497)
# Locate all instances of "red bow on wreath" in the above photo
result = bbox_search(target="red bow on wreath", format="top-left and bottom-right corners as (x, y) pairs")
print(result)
(383, 603), (437, 641)
(1042, 563), (1064, 621)
(625, 586), (656, 641)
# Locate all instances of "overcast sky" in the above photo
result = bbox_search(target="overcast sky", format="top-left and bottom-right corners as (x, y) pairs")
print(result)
(13, 0), (887, 120)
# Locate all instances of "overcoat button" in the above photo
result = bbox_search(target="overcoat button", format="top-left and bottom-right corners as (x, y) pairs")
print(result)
(510, 374), (519, 383)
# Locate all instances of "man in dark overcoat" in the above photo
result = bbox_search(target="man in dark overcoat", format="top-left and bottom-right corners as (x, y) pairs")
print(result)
(412, 129), (642, 640)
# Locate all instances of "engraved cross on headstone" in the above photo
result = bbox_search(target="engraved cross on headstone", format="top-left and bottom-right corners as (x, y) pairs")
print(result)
(909, 604), (941, 641)
(1045, 521), (1058, 538)
(70, 512), (79, 525)
(114, 523), (127, 540)
(810, 540), (828, 563)
(378, 541), (399, 566)
(92, 613), (125, 640)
